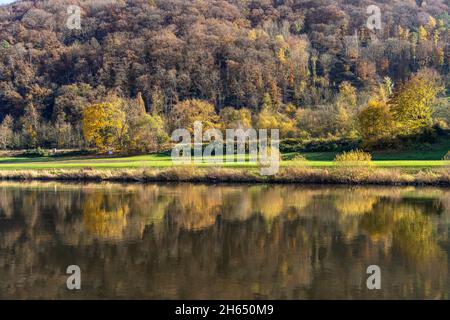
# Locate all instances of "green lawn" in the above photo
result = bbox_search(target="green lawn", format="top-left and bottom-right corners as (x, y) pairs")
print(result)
(0, 151), (448, 170)
(296, 138), (450, 161)
(0, 138), (448, 170)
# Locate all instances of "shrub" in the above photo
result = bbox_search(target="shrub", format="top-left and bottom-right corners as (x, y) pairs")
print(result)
(335, 149), (373, 166)
(443, 151), (450, 160)
(22, 147), (49, 158)
(292, 154), (307, 162)
(279, 137), (360, 153)
(282, 153), (307, 161)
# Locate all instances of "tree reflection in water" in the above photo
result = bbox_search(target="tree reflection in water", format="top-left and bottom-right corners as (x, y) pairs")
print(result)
(0, 182), (449, 299)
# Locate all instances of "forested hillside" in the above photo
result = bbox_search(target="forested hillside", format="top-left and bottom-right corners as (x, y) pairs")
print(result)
(0, 0), (449, 152)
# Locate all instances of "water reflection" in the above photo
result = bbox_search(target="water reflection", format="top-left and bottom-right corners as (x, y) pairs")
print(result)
(0, 182), (449, 299)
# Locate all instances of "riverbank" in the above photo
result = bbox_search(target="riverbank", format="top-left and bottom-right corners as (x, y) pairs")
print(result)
(0, 166), (449, 186)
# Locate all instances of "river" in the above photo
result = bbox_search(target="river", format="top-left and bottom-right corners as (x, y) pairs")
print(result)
(0, 182), (449, 299)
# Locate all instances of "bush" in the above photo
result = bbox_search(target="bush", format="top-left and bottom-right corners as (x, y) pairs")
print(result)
(292, 154), (307, 162)
(282, 153), (308, 161)
(280, 138), (305, 153)
(280, 137), (360, 153)
(335, 149), (373, 166)
(22, 147), (50, 158)
(443, 151), (450, 160)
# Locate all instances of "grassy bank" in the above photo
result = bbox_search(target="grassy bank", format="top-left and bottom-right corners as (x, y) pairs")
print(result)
(0, 153), (449, 170)
(0, 166), (449, 186)
(0, 144), (449, 185)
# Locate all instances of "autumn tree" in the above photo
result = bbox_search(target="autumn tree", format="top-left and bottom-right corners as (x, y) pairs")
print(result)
(168, 99), (218, 133)
(125, 96), (169, 153)
(20, 104), (40, 148)
(0, 0), (449, 152)
(389, 68), (444, 135)
(358, 99), (394, 148)
(257, 103), (296, 138)
(0, 115), (14, 150)
(54, 84), (96, 125)
(219, 107), (253, 130)
(54, 112), (80, 149)
(150, 88), (165, 116)
(334, 82), (359, 138)
(82, 101), (127, 152)
(136, 92), (146, 114)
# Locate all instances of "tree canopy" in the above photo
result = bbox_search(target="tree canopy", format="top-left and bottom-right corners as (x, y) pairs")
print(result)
(0, 0), (449, 151)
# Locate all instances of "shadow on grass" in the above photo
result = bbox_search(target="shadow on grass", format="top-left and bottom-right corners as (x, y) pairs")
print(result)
(0, 152), (174, 165)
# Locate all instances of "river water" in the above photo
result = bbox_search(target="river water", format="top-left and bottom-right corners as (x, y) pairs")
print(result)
(0, 181), (449, 299)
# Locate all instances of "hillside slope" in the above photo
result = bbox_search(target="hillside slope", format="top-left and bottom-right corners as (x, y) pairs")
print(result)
(0, 0), (449, 121)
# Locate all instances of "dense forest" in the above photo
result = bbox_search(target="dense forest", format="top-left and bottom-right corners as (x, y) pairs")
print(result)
(0, 0), (449, 152)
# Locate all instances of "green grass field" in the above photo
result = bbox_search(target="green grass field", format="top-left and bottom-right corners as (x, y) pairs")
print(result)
(0, 142), (449, 171)
(0, 137), (447, 170)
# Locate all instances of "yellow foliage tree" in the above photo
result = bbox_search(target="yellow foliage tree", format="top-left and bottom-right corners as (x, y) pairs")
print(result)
(427, 16), (437, 30)
(358, 99), (394, 148)
(82, 101), (127, 151)
(127, 113), (169, 153)
(334, 81), (358, 138)
(168, 99), (218, 133)
(248, 29), (258, 41)
(123, 95), (169, 153)
(398, 26), (409, 40)
(219, 107), (253, 130)
(337, 81), (357, 108)
(389, 68), (444, 135)
(418, 25), (428, 42)
(257, 104), (296, 138)
(136, 92), (146, 114)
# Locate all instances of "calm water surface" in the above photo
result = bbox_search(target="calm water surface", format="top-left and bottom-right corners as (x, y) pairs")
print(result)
(0, 181), (450, 299)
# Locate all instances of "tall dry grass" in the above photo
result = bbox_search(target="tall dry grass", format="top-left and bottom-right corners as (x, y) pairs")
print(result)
(0, 166), (449, 186)
(334, 149), (373, 167)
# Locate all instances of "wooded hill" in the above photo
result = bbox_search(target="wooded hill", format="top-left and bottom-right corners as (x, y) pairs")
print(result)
(0, 0), (449, 151)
